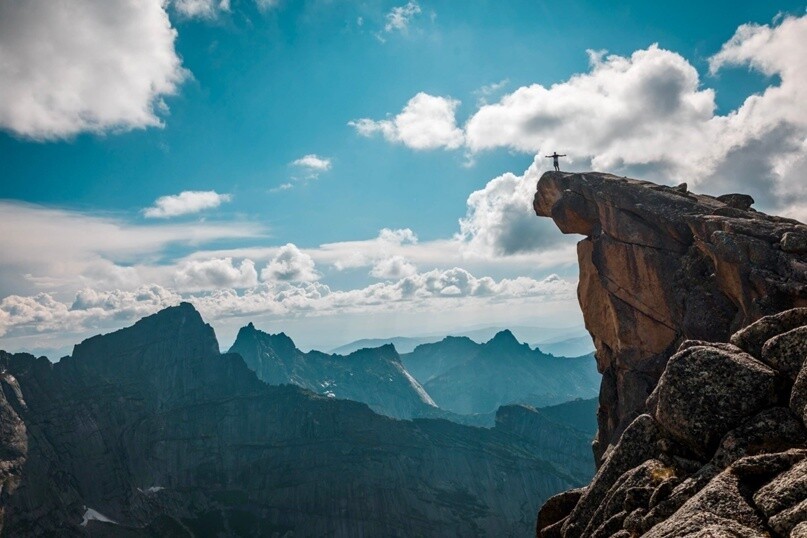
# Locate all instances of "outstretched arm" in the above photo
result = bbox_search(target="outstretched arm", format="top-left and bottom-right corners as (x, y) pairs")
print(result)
(559, 154), (567, 157)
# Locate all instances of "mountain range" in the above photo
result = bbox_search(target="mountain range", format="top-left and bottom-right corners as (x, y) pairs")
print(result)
(0, 303), (595, 537)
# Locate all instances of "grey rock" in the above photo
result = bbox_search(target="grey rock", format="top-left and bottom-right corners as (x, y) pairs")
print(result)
(643, 470), (767, 537)
(710, 407), (806, 469)
(653, 345), (778, 457)
(582, 459), (668, 536)
(792, 521), (807, 538)
(731, 308), (807, 359)
(770, 498), (807, 536)
(561, 414), (663, 537)
(761, 325), (807, 381)
(536, 488), (585, 535)
(717, 193), (755, 210)
(753, 458), (807, 519)
(793, 359), (807, 423)
(782, 231), (807, 253)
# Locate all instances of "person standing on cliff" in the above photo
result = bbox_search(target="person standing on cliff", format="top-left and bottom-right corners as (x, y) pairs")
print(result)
(545, 151), (566, 171)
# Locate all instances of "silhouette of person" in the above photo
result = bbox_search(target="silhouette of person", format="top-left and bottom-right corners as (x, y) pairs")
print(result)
(545, 152), (566, 171)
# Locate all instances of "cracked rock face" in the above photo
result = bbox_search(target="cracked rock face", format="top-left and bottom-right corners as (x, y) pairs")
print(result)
(534, 171), (807, 537)
(533, 171), (807, 460)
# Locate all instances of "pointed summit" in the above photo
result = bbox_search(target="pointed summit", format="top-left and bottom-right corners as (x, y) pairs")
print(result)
(486, 329), (523, 350)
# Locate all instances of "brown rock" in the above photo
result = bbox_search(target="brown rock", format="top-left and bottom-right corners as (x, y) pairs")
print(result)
(753, 458), (807, 520)
(533, 172), (807, 455)
(782, 231), (807, 253)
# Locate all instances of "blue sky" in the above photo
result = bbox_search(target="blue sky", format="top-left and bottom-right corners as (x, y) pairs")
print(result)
(1, 0), (806, 355)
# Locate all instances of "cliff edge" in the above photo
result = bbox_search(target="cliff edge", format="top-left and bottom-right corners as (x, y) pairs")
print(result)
(533, 172), (807, 537)
(534, 171), (807, 460)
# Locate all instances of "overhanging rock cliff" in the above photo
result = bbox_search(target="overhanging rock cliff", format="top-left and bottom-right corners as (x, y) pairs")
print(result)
(534, 172), (807, 461)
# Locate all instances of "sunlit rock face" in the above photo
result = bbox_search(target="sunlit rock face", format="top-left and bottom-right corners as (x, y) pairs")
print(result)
(0, 303), (586, 537)
(533, 172), (807, 537)
(534, 171), (807, 461)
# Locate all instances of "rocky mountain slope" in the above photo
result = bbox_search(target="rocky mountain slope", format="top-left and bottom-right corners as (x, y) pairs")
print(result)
(228, 322), (436, 419)
(533, 172), (807, 537)
(401, 330), (600, 415)
(534, 171), (807, 461)
(0, 303), (586, 537)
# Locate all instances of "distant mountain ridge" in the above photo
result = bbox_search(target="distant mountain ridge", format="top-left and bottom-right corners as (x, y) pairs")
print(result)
(229, 322), (436, 419)
(402, 330), (600, 415)
(0, 303), (589, 536)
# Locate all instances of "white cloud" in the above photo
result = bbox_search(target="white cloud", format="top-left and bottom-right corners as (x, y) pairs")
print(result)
(0, 270), (574, 341)
(143, 191), (232, 219)
(174, 258), (258, 291)
(462, 14), (807, 214)
(458, 158), (574, 256)
(261, 244), (319, 282)
(349, 93), (464, 150)
(290, 154), (332, 181)
(0, 200), (263, 298)
(370, 256), (418, 279)
(173, 0), (230, 19)
(0, 0), (187, 140)
(384, 1), (422, 33)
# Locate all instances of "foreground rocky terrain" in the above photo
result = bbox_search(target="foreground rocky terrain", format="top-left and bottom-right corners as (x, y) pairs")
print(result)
(534, 172), (807, 537)
(0, 303), (587, 537)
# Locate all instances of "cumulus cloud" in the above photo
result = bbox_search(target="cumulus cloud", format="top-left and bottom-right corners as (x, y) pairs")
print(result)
(349, 93), (464, 150)
(173, 0), (230, 19)
(370, 256), (418, 279)
(0, 270), (574, 340)
(0, 285), (180, 338)
(174, 258), (258, 291)
(143, 191), (232, 219)
(0, 0), (187, 140)
(458, 158), (574, 256)
(384, 1), (422, 33)
(261, 244), (319, 282)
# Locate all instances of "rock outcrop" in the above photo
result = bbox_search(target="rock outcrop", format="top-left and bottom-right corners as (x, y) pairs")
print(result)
(533, 172), (807, 537)
(0, 304), (586, 537)
(534, 171), (807, 460)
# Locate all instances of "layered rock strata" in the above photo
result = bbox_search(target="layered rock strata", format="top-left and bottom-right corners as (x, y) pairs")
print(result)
(534, 172), (807, 460)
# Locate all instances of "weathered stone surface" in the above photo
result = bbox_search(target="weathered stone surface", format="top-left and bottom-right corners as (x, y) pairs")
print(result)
(643, 470), (768, 537)
(652, 345), (778, 457)
(534, 172), (807, 456)
(769, 498), (807, 536)
(753, 457), (807, 521)
(710, 407), (806, 469)
(761, 325), (807, 381)
(716, 193), (755, 210)
(793, 360), (807, 423)
(536, 488), (585, 536)
(792, 521), (807, 538)
(731, 308), (807, 359)
(782, 231), (807, 253)
(561, 414), (663, 537)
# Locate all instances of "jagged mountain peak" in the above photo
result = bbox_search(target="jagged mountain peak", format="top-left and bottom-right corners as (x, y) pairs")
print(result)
(71, 302), (219, 365)
(485, 329), (528, 352)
